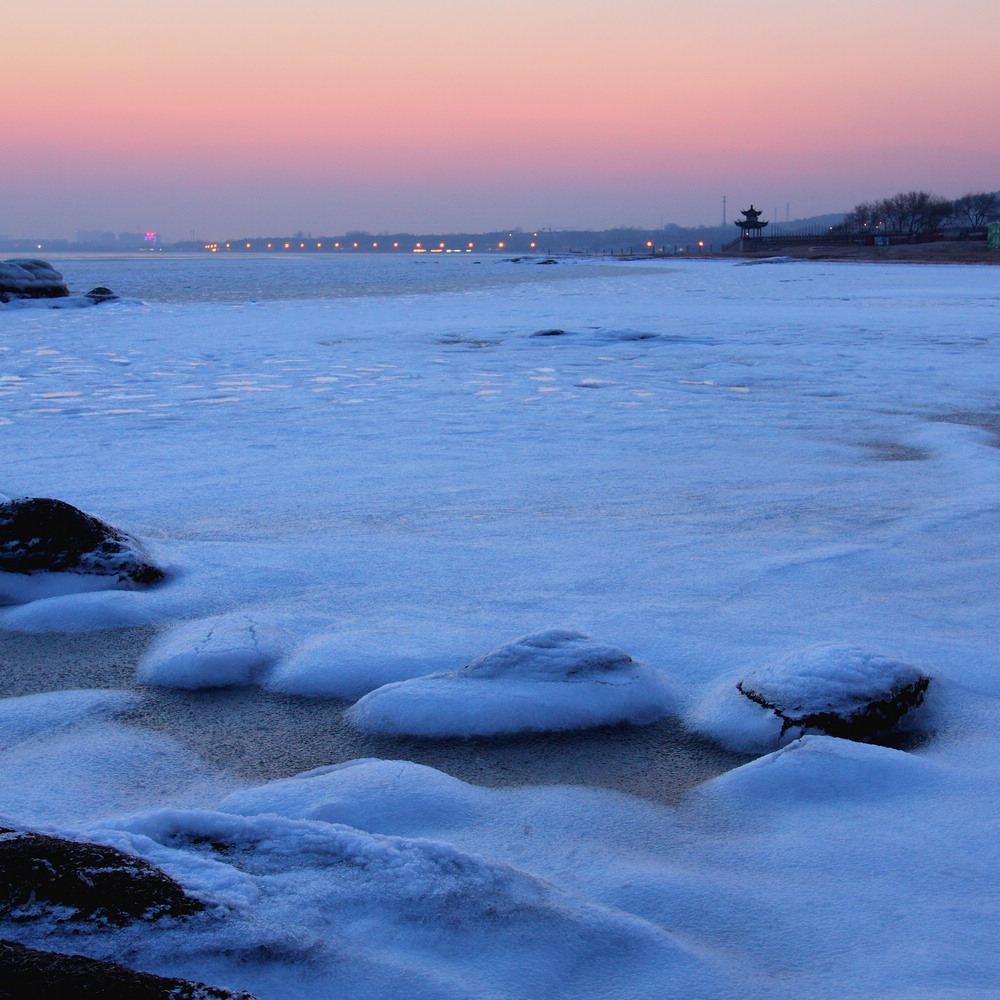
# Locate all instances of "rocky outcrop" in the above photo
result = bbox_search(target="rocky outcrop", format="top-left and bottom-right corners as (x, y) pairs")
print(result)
(736, 644), (930, 743)
(0, 260), (121, 306)
(0, 940), (258, 1000)
(0, 828), (202, 926)
(0, 259), (69, 302)
(0, 497), (163, 586)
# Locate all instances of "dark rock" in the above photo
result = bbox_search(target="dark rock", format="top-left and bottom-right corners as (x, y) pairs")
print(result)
(603, 329), (659, 341)
(0, 497), (164, 586)
(0, 259), (69, 300)
(0, 829), (203, 926)
(531, 329), (567, 337)
(0, 940), (258, 1000)
(736, 644), (931, 744)
(85, 286), (120, 303)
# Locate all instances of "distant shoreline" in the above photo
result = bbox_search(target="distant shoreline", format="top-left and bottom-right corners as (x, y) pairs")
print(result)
(714, 239), (999, 265)
(13, 242), (999, 267)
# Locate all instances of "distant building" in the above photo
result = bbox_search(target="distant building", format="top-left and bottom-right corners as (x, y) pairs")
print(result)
(76, 231), (116, 246)
(736, 205), (768, 241)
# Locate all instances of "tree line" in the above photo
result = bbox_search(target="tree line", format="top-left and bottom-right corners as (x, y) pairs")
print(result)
(845, 190), (999, 236)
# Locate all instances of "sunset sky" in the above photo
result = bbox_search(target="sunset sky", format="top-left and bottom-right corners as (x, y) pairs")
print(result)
(4, 0), (998, 240)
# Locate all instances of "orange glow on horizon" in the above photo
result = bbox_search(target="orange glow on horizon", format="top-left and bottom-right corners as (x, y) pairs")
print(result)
(4, 2), (999, 236)
(8, 4), (994, 158)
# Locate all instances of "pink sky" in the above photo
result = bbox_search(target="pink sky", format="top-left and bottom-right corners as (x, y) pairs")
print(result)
(4, 0), (998, 240)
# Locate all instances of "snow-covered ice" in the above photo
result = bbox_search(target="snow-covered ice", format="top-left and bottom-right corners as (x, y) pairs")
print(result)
(0, 688), (239, 827)
(1, 253), (999, 998)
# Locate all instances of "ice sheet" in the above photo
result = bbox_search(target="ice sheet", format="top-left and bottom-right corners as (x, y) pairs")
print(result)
(1, 256), (999, 998)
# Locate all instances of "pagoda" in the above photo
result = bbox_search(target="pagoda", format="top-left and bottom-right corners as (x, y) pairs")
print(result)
(736, 205), (768, 241)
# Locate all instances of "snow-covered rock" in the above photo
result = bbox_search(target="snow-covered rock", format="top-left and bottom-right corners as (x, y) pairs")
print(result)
(0, 940), (258, 1000)
(83, 285), (119, 303)
(0, 828), (204, 926)
(0, 259), (123, 308)
(346, 628), (676, 737)
(0, 497), (164, 605)
(113, 805), (716, 998)
(692, 644), (930, 752)
(137, 612), (292, 689)
(0, 259), (68, 301)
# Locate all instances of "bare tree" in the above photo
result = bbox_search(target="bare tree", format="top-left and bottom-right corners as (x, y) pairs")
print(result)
(950, 191), (1000, 229)
(877, 191), (951, 236)
(845, 201), (880, 230)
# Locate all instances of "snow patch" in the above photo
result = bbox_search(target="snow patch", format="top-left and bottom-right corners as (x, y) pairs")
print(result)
(0, 689), (139, 752)
(220, 758), (492, 837)
(700, 734), (940, 809)
(265, 631), (467, 700)
(0, 569), (141, 607)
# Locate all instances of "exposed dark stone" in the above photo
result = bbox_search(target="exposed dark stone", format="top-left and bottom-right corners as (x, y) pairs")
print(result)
(85, 286), (120, 303)
(605, 330), (659, 341)
(532, 329), (567, 337)
(0, 259), (69, 299)
(737, 675), (930, 743)
(0, 940), (258, 1000)
(0, 497), (164, 585)
(0, 830), (202, 926)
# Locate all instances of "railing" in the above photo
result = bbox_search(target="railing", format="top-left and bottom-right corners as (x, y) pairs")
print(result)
(724, 228), (894, 251)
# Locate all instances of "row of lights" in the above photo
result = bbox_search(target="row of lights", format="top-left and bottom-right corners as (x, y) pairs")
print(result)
(205, 232), (542, 254)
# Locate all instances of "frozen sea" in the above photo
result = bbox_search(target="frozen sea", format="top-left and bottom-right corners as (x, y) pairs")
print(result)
(1, 252), (998, 998)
